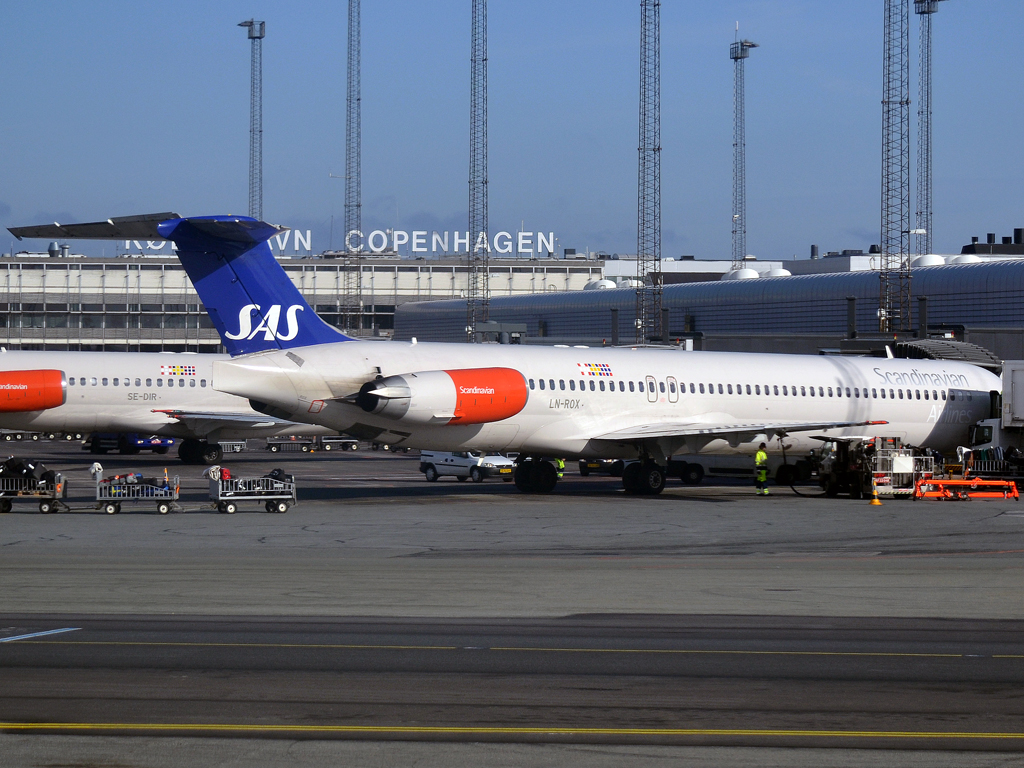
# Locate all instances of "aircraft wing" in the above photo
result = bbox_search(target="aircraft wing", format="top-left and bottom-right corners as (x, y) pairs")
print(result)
(153, 409), (292, 432)
(593, 419), (887, 443)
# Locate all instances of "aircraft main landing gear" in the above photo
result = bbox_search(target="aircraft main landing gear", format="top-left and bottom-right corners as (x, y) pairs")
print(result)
(623, 461), (666, 495)
(513, 458), (559, 494)
(178, 439), (223, 465)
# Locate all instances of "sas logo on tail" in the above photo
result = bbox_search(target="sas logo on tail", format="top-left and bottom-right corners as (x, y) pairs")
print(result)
(226, 304), (304, 341)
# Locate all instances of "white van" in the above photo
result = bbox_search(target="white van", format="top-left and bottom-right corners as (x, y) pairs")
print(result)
(419, 451), (515, 483)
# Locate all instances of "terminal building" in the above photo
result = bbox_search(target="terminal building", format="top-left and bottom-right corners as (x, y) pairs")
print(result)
(394, 260), (1024, 362)
(0, 250), (602, 352)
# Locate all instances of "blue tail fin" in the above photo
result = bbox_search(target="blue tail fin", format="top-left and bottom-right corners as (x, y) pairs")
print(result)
(157, 216), (354, 356)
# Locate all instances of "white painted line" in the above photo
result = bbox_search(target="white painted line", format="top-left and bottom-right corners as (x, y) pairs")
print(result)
(0, 627), (82, 643)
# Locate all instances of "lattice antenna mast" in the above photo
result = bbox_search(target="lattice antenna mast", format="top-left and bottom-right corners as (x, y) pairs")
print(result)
(914, 0), (945, 257)
(879, 0), (911, 333)
(466, 0), (489, 342)
(730, 31), (758, 270)
(238, 20), (265, 220)
(343, 0), (363, 332)
(636, 0), (662, 343)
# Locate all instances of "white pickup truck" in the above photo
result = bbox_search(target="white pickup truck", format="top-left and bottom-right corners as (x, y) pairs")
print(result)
(419, 451), (515, 483)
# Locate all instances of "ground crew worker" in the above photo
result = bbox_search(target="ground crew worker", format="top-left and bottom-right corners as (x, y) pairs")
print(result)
(755, 442), (769, 496)
(555, 458), (565, 479)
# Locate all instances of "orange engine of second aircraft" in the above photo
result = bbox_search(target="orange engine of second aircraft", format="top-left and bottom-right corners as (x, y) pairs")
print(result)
(0, 370), (66, 412)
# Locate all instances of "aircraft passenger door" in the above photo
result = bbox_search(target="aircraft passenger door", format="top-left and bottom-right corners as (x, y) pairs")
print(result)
(645, 375), (657, 403)
(667, 376), (679, 404)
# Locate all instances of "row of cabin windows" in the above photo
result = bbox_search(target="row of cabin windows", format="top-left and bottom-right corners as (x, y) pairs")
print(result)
(68, 376), (207, 388)
(527, 377), (968, 403)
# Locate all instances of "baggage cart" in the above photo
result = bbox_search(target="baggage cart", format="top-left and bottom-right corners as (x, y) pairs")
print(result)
(0, 473), (69, 514)
(210, 475), (296, 514)
(265, 436), (315, 453)
(96, 475), (180, 515)
(219, 440), (247, 453)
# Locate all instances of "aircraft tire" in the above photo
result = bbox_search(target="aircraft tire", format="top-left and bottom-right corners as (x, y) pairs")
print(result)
(532, 461), (558, 494)
(622, 462), (643, 494)
(513, 461), (535, 492)
(680, 463), (704, 485)
(200, 443), (223, 464)
(178, 439), (200, 465)
(638, 463), (666, 495)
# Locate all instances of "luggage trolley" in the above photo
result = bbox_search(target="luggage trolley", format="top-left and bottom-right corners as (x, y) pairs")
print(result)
(96, 475), (180, 515)
(0, 473), (69, 514)
(211, 475), (296, 514)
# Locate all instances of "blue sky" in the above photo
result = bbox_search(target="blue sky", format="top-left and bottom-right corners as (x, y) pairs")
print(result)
(1, 1), (1021, 259)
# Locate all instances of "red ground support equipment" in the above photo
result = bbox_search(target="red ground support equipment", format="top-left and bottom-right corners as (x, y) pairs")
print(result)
(914, 477), (1019, 501)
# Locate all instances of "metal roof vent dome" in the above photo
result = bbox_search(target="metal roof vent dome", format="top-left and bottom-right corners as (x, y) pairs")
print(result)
(912, 254), (946, 267)
(583, 279), (618, 290)
(721, 268), (760, 280)
(949, 254), (983, 264)
(763, 268), (792, 277)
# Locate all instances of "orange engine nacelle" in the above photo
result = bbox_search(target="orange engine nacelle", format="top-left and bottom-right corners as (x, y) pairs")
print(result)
(0, 370), (66, 412)
(356, 367), (528, 426)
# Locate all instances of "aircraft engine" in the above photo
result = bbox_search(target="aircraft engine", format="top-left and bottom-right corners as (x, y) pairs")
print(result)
(0, 370), (66, 412)
(355, 367), (528, 426)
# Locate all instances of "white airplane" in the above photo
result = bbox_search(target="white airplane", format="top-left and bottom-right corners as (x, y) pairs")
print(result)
(0, 349), (331, 463)
(10, 214), (1001, 493)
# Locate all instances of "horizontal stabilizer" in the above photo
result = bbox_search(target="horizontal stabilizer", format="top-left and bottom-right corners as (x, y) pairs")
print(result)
(9, 213), (182, 241)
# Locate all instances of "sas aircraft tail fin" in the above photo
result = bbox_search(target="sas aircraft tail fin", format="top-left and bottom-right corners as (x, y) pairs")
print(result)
(9, 213), (355, 356)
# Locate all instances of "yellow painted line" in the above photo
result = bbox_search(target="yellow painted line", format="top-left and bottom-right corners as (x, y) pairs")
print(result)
(1, 723), (1024, 739)
(14, 640), (1000, 659)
